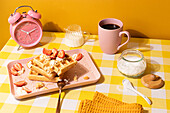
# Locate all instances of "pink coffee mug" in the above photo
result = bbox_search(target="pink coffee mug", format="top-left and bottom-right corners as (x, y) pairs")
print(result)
(98, 18), (130, 54)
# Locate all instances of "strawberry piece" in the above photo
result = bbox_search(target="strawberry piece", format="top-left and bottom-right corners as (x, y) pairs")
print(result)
(57, 50), (65, 58)
(11, 67), (18, 76)
(76, 53), (83, 61)
(13, 62), (22, 71)
(22, 86), (32, 93)
(43, 48), (52, 55)
(14, 80), (26, 87)
(50, 48), (58, 58)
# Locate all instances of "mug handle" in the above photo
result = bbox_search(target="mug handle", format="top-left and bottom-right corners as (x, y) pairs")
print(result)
(117, 31), (130, 50)
(83, 31), (90, 41)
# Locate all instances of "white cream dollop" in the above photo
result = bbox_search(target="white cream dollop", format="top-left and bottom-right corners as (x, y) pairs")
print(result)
(72, 54), (78, 60)
(44, 66), (53, 73)
(56, 57), (65, 62)
(40, 54), (46, 60)
(50, 60), (58, 66)
(40, 54), (51, 61)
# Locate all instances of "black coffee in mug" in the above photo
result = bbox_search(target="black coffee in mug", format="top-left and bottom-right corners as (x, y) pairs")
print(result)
(101, 24), (120, 30)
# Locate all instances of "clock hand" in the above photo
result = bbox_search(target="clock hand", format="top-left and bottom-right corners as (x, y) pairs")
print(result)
(21, 30), (28, 34)
(28, 28), (36, 33)
(28, 34), (32, 41)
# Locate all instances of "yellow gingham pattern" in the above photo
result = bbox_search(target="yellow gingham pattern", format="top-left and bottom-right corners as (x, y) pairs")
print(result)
(0, 32), (170, 113)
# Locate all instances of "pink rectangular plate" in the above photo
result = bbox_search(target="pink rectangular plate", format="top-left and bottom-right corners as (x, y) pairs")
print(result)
(7, 49), (101, 99)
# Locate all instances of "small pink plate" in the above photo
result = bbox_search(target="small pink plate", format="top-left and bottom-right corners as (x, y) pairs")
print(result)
(7, 49), (101, 99)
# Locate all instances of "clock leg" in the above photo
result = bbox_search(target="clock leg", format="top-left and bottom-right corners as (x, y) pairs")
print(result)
(39, 42), (43, 46)
(17, 45), (21, 51)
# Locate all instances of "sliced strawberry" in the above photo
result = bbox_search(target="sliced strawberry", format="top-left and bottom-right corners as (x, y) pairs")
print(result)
(76, 53), (83, 61)
(14, 80), (26, 87)
(11, 67), (18, 76)
(22, 86), (32, 93)
(50, 48), (58, 58)
(13, 62), (22, 71)
(43, 48), (52, 55)
(57, 50), (65, 58)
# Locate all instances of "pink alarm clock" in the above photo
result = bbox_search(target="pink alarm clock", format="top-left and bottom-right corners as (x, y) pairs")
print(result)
(8, 5), (42, 50)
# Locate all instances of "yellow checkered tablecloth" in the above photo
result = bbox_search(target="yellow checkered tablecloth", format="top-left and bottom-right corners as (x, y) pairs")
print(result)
(0, 32), (170, 113)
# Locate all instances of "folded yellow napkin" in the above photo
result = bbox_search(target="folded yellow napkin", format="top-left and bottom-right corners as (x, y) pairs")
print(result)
(78, 92), (143, 113)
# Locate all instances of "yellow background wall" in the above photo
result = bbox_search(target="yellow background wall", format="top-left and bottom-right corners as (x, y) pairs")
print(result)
(1, 0), (170, 50)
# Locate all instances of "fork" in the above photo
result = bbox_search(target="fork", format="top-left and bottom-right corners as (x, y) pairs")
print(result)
(56, 80), (66, 113)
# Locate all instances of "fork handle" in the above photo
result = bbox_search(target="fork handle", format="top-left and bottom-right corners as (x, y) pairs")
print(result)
(56, 89), (61, 113)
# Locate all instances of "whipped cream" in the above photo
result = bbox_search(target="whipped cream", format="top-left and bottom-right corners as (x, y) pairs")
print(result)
(50, 60), (58, 66)
(72, 54), (78, 60)
(44, 60), (58, 74)
(44, 66), (54, 74)
(40, 54), (51, 61)
(40, 54), (46, 60)
(56, 57), (66, 62)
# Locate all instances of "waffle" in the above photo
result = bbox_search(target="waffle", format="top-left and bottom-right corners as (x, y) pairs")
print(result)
(78, 92), (143, 113)
(32, 54), (50, 69)
(79, 100), (143, 113)
(93, 91), (126, 105)
(27, 52), (77, 82)
(53, 54), (77, 76)
(28, 70), (60, 82)
(31, 65), (57, 79)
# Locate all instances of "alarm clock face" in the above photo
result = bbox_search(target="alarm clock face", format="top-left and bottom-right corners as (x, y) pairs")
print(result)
(14, 21), (42, 46)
